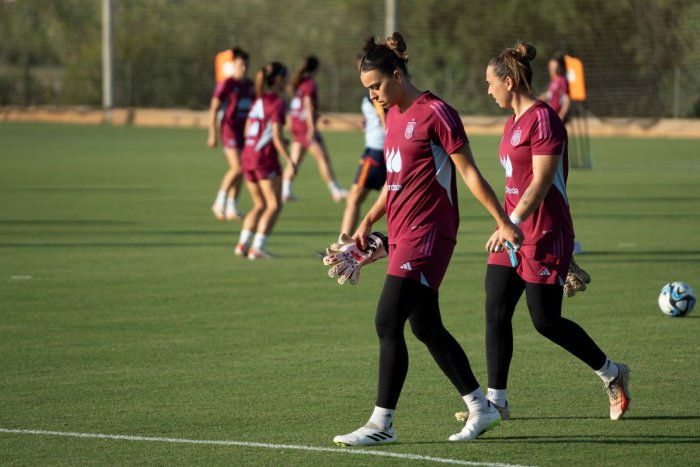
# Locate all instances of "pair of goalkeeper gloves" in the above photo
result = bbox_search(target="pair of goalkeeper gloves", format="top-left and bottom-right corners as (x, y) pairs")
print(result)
(322, 232), (388, 285)
(321, 232), (591, 297)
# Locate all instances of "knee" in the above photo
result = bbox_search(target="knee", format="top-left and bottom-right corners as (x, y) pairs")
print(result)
(375, 308), (402, 341)
(409, 321), (443, 345)
(532, 317), (558, 338)
(375, 320), (399, 341)
(485, 299), (512, 331)
(265, 199), (280, 213)
(250, 201), (266, 214)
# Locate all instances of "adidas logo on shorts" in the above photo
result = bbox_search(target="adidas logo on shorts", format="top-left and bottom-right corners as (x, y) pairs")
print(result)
(400, 262), (412, 271)
(539, 267), (551, 277)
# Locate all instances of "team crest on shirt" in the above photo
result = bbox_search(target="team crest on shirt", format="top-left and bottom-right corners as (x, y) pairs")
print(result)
(404, 120), (416, 139)
(510, 128), (522, 146)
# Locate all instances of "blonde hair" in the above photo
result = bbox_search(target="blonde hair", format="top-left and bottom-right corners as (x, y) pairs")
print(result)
(489, 41), (537, 94)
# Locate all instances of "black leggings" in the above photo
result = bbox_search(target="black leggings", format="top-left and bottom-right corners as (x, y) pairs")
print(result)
(375, 275), (480, 409)
(485, 265), (607, 389)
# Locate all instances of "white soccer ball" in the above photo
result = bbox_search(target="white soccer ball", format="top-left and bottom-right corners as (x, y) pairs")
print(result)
(658, 281), (696, 317)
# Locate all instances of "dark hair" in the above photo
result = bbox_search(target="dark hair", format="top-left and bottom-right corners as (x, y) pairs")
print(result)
(489, 41), (537, 94)
(550, 52), (566, 77)
(291, 55), (320, 91)
(254, 62), (287, 98)
(232, 47), (249, 63)
(360, 32), (409, 77)
(356, 36), (376, 60)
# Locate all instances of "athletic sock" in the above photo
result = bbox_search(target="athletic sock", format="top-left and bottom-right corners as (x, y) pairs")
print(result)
(238, 229), (253, 247)
(595, 358), (619, 384)
(462, 387), (489, 413)
(327, 180), (341, 194)
(252, 233), (268, 250)
(282, 180), (292, 197)
(215, 190), (227, 207)
(226, 198), (237, 212)
(487, 388), (507, 408)
(368, 406), (394, 430)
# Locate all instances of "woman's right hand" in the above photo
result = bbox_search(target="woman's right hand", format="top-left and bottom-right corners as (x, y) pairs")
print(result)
(499, 221), (524, 248)
(207, 133), (217, 148)
(485, 222), (524, 253)
(352, 220), (373, 250)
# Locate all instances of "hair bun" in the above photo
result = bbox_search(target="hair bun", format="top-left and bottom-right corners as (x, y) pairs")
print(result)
(514, 41), (536, 62)
(386, 32), (408, 61)
(363, 36), (377, 53)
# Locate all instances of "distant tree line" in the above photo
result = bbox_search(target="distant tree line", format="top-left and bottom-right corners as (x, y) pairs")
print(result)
(0, 0), (698, 118)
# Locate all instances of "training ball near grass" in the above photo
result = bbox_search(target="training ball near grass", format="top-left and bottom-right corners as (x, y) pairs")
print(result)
(658, 281), (696, 317)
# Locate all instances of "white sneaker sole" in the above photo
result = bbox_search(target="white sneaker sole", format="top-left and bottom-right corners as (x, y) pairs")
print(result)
(449, 412), (501, 442)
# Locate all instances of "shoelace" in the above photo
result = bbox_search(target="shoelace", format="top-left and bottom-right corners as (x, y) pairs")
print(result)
(606, 378), (621, 400)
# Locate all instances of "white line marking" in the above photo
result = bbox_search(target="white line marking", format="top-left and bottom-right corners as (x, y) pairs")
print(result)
(0, 428), (533, 467)
(10, 275), (33, 280)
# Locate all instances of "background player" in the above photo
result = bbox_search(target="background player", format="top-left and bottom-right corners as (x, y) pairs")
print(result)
(540, 51), (588, 283)
(282, 55), (347, 203)
(540, 52), (570, 123)
(338, 40), (387, 238)
(207, 47), (253, 221)
(235, 62), (295, 260)
(475, 41), (630, 422)
(332, 33), (521, 447)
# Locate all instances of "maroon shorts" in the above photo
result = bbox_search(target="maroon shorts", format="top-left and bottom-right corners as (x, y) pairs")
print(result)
(488, 235), (574, 285)
(221, 126), (245, 150)
(242, 155), (282, 183)
(387, 223), (455, 291)
(291, 130), (323, 150)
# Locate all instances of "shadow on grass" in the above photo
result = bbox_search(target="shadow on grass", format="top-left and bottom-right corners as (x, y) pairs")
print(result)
(509, 415), (700, 421)
(401, 433), (700, 446)
(477, 434), (700, 444)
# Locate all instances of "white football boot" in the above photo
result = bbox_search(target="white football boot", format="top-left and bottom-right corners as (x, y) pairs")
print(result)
(455, 400), (510, 422)
(332, 188), (349, 202)
(449, 403), (501, 442)
(224, 205), (244, 221)
(607, 363), (631, 420)
(333, 423), (396, 446)
(247, 248), (273, 260)
(211, 203), (226, 221)
(234, 243), (249, 257)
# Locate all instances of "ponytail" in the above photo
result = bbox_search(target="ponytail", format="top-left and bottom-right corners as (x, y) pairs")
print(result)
(290, 55), (320, 92)
(254, 62), (287, 98)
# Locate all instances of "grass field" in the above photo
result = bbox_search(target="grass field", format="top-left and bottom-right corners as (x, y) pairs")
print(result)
(1, 122), (699, 466)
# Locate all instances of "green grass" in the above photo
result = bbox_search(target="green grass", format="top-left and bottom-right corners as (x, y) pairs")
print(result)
(0, 122), (698, 466)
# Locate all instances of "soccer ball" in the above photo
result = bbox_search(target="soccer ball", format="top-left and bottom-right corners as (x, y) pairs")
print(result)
(658, 281), (696, 317)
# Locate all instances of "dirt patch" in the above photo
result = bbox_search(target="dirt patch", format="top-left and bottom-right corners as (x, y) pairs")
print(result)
(1, 106), (698, 138)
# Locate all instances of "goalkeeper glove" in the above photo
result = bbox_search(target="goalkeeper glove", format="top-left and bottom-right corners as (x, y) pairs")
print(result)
(323, 232), (388, 285)
(564, 256), (591, 297)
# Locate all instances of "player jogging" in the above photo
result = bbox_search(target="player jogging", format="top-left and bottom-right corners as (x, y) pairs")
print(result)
(332, 33), (522, 446)
(207, 47), (254, 221)
(234, 62), (295, 260)
(281, 56), (347, 203)
(469, 41), (630, 422)
(339, 40), (388, 237)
